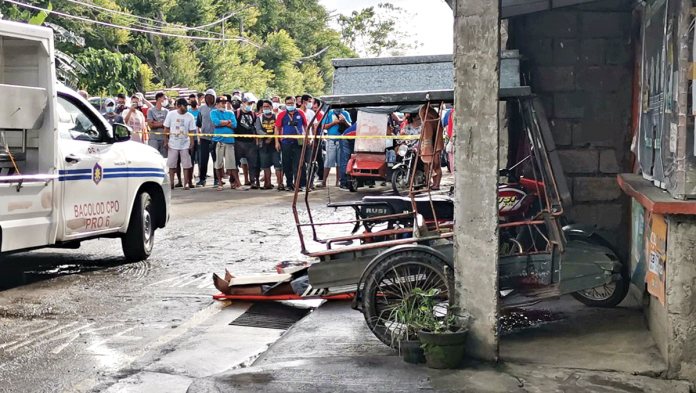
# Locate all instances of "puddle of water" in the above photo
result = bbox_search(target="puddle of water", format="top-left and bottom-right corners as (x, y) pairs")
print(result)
(499, 307), (564, 333)
(0, 254), (135, 291)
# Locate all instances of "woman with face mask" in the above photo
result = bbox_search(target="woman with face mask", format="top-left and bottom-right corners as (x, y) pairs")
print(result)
(124, 96), (146, 143)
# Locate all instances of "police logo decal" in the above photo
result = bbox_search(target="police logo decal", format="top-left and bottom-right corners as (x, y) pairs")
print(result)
(93, 163), (102, 185)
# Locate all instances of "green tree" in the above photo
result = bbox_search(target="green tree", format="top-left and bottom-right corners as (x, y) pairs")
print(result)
(1, 0), (357, 94)
(198, 41), (272, 96)
(259, 30), (303, 95)
(338, 3), (421, 57)
(76, 48), (143, 94)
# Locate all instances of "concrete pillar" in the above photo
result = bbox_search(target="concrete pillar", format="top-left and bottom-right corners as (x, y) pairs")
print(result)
(452, 0), (500, 360)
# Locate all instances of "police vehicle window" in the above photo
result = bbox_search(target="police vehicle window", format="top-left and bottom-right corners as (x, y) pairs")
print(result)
(57, 96), (102, 142)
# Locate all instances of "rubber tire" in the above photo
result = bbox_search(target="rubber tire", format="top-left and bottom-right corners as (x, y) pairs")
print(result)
(391, 168), (409, 196)
(569, 234), (630, 308)
(122, 191), (155, 262)
(361, 250), (454, 348)
(347, 175), (358, 192)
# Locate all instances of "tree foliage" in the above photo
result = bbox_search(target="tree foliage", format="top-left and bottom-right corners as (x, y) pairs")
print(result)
(338, 3), (422, 57)
(0, 0), (395, 96)
(76, 48), (144, 95)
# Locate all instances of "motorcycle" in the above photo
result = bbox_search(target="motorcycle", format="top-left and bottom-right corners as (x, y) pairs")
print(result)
(391, 141), (426, 196)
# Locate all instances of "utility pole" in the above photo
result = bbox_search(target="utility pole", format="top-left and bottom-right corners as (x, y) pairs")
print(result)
(239, 15), (244, 47)
(452, 0), (500, 360)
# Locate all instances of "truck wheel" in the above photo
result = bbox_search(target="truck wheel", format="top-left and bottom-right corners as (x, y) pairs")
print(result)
(122, 191), (155, 262)
(361, 250), (454, 348)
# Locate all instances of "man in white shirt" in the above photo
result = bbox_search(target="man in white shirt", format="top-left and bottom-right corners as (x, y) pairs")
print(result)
(164, 98), (196, 190)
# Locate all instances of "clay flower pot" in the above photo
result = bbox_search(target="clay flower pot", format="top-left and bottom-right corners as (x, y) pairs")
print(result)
(399, 339), (425, 364)
(417, 328), (468, 369)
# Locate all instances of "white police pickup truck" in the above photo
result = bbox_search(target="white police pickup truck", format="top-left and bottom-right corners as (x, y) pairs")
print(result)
(0, 20), (170, 261)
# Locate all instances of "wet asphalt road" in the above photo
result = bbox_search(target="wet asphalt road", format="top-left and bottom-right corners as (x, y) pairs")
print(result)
(0, 181), (373, 393)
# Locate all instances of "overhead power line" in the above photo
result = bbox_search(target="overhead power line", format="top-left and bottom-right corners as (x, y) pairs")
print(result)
(65, 0), (219, 35)
(65, 0), (256, 35)
(4, 0), (260, 46)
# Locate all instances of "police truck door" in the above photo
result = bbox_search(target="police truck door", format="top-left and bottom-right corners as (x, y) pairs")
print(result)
(57, 94), (128, 238)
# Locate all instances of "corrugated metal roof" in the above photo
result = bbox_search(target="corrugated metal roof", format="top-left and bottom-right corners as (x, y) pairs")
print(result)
(331, 51), (524, 96)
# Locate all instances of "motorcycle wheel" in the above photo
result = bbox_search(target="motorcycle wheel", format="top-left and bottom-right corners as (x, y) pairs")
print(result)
(361, 250), (454, 348)
(347, 175), (358, 192)
(415, 170), (426, 189)
(391, 168), (409, 196)
(569, 234), (630, 308)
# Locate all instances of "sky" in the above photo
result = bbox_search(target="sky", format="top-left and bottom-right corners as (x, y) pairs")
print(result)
(319, 0), (454, 57)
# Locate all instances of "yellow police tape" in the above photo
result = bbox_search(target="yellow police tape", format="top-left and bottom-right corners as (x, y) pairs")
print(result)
(132, 131), (420, 140)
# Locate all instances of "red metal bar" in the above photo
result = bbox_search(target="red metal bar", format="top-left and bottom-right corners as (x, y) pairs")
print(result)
(498, 220), (546, 229)
(308, 232), (454, 257)
(326, 228), (415, 249)
(296, 212), (414, 228)
(291, 107), (323, 254)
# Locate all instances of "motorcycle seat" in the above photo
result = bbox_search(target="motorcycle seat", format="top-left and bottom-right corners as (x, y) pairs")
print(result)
(361, 195), (454, 221)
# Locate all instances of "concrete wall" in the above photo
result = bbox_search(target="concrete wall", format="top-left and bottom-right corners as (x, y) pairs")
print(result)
(511, 2), (634, 253)
(662, 216), (696, 380)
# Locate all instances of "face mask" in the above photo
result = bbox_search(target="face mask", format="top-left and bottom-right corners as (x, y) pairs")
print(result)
(245, 105), (253, 112)
(106, 106), (115, 114)
(287, 105), (295, 112)
(218, 107), (226, 112)
(162, 100), (169, 107)
(263, 109), (272, 115)
(272, 102), (279, 110)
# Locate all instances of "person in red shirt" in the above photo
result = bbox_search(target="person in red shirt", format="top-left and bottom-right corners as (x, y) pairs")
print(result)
(274, 96), (308, 191)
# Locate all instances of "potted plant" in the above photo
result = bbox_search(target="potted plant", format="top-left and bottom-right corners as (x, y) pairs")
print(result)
(413, 288), (469, 369)
(389, 290), (427, 364)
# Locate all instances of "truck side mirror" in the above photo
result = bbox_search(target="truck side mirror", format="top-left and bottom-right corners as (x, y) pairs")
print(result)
(113, 124), (132, 142)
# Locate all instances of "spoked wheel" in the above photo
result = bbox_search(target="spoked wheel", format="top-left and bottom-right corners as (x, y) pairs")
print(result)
(573, 283), (619, 304)
(568, 234), (629, 308)
(361, 250), (454, 348)
(391, 168), (409, 196)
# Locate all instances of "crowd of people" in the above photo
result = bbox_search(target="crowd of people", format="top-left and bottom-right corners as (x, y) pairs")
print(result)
(82, 89), (363, 192)
(79, 88), (453, 192)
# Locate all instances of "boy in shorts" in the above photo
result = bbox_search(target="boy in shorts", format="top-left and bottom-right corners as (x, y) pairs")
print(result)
(256, 100), (283, 189)
(164, 98), (196, 190)
(210, 96), (241, 190)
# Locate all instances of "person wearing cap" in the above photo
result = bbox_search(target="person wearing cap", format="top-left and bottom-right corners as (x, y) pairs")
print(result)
(164, 98), (197, 190)
(275, 96), (308, 192)
(102, 98), (124, 126)
(146, 92), (170, 158)
(210, 96), (242, 190)
(229, 94), (241, 112)
(234, 95), (260, 189)
(196, 89), (220, 187)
